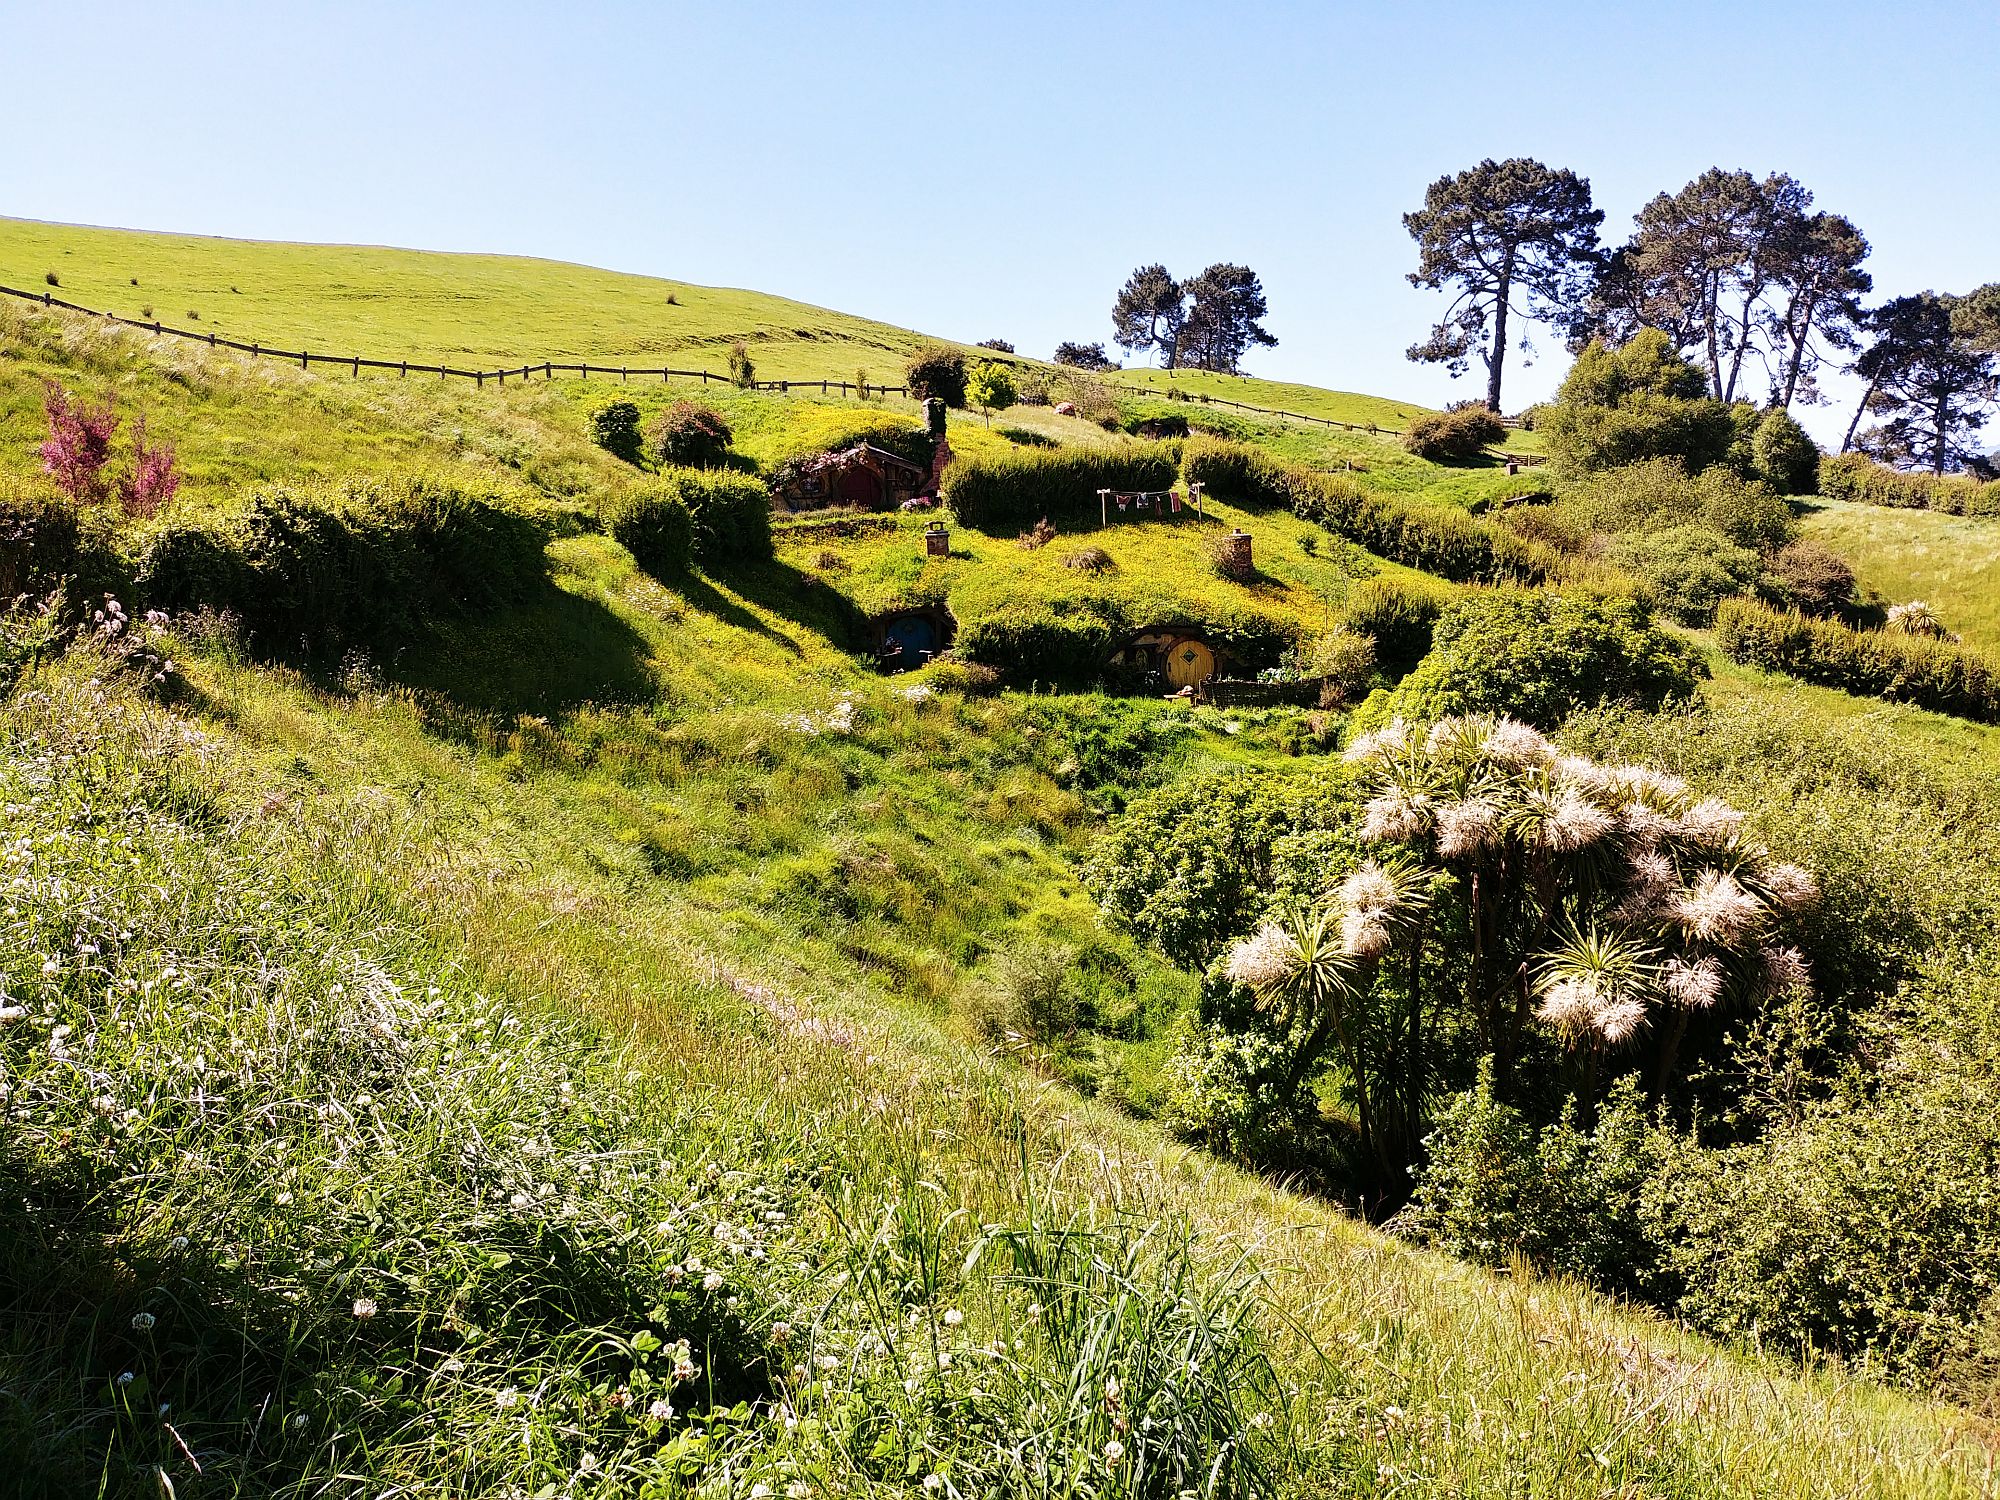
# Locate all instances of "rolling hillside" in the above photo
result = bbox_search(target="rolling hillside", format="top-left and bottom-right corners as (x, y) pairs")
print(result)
(1801, 496), (2000, 652)
(2, 226), (1998, 1495)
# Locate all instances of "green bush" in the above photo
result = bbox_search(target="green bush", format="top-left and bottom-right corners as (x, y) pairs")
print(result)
(942, 446), (1178, 533)
(952, 604), (1120, 687)
(0, 483), (124, 601)
(646, 401), (733, 468)
(1391, 590), (1703, 727)
(1817, 452), (2000, 515)
(588, 400), (644, 464)
(133, 476), (547, 660)
(1764, 539), (1856, 615)
(1338, 575), (1454, 678)
(657, 468), (772, 568)
(905, 344), (968, 408)
(610, 486), (694, 577)
(1402, 406), (1507, 461)
(1559, 457), (1796, 553)
(1182, 437), (1562, 586)
(1752, 408), (1821, 494)
(1611, 524), (1760, 625)
(1540, 331), (1739, 476)
(1716, 597), (2000, 721)
(727, 342), (755, 389)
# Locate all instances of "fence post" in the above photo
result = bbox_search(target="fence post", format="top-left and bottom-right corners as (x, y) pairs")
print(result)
(476, 372), (483, 388)
(301, 350), (308, 369)
(352, 355), (360, 377)
(208, 332), (216, 347)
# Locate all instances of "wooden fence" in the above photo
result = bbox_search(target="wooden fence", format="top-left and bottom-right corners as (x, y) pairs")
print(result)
(0, 283), (909, 397)
(1, 282), (1544, 461)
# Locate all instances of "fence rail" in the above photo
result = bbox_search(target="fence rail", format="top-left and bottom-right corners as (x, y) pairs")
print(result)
(0, 283), (910, 398)
(3, 282), (1544, 461)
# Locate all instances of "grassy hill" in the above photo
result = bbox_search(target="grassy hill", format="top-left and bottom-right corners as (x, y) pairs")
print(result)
(1801, 496), (2000, 651)
(2, 227), (1998, 1494)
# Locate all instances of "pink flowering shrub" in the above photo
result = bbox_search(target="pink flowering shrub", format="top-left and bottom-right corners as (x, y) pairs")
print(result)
(121, 417), (180, 519)
(38, 382), (121, 505)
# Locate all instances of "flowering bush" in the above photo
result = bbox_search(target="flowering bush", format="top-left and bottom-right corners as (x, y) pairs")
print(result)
(38, 380), (121, 505)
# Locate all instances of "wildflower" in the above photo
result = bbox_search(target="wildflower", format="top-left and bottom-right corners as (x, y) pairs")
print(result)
(1760, 862), (1818, 912)
(131, 1312), (156, 1332)
(40, 957), (58, 978)
(1481, 717), (1553, 767)
(1661, 955), (1725, 1009)
(1225, 924), (1299, 990)
(496, 1387), (521, 1410)
(814, 1353), (840, 1372)
(751, 1485), (773, 1498)
(1250, 1410), (1274, 1429)
(904, 1378), (919, 1394)
(1760, 945), (1812, 998)
(509, 1191), (531, 1210)
(117, 1370), (134, 1387)
(1361, 788), (1431, 842)
(702, 1271), (725, 1292)
(1435, 797), (1502, 857)
(1103, 1374), (1121, 1403)
(648, 1398), (674, 1421)
(1674, 870), (1763, 945)
(1104, 1439), (1126, 1463)
(352, 1298), (378, 1320)
(770, 1320), (792, 1343)
(788, 1484), (810, 1499)
(0, 1006), (23, 1025)
(1339, 907), (1394, 961)
(941, 1307), (963, 1327)
(1342, 717), (1409, 764)
(1676, 798), (1746, 848)
(923, 1476), (943, 1493)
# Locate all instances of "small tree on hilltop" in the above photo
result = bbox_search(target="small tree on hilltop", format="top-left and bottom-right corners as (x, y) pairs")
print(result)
(1844, 292), (1997, 474)
(1054, 341), (1115, 371)
(976, 338), (1015, 354)
(966, 362), (1018, 426)
(905, 344), (968, 408)
(1112, 264), (1187, 370)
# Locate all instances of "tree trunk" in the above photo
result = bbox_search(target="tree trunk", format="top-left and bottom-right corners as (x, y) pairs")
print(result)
(1933, 390), (1950, 473)
(1723, 291), (1756, 404)
(1485, 258), (1514, 412)
(1841, 380), (1877, 453)
(1778, 288), (1820, 409)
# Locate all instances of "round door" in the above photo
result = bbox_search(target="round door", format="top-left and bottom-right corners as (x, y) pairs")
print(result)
(883, 614), (937, 664)
(1165, 638), (1215, 688)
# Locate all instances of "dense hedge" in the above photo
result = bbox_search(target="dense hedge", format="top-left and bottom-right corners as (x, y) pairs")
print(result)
(610, 486), (694, 577)
(1181, 437), (1564, 585)
(1817, 453), (2000, 516)
(942, 446), (1179, 533)
(953, 605), (1122, 686)
(650, 468), (773, 567)
(1339, 575), (1456, 677)
(134, 476), (547, 659)
(1716, 597), (2000, 722)
(1402, 407), (1506, 461)
(0, 485), (125, 601)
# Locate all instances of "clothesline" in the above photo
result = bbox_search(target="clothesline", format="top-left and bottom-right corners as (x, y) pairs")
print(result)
(1096, 481), (1206, 527)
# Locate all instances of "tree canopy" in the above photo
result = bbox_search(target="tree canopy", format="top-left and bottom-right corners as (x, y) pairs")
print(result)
(1404, 157), (1603, 413)
(1111, 262), (1277, 374)
(1846, 292), (1998, 474)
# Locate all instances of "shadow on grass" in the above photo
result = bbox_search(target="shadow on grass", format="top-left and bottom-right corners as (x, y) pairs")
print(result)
(680, 558), (868, 657)
(387, 572), (660, 718)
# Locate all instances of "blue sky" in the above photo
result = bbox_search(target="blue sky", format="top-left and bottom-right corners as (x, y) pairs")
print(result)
(5, 0), (1994, 442)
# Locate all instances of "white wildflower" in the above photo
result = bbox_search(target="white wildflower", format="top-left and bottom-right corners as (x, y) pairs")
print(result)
(130, 1312), (156, 1333)
(352, 1298), (378, 1320)
(751, 1484), (772, 1499)
(648, 1397), (674, 1420)
(1342, 717), (1409, 765)
(1760, 945), (1812, 997)
(1676, 797), (1747, 848)
(702, 1271), (724, 1292)
(1435, 797), (1502, 858)
(1226, 924), (1299, 990)
(1660, 955), (1725, 1010)
(1361, 787), (1431, 842)
(1104, 1439), (1126, 1462)
(923, 1475), (943, 1492)
(1760, 862), (1818, 912)
(1482, 717), (1553, 767)
(941, 1307), (964, 1327)
(1674, 870), (1764, 945)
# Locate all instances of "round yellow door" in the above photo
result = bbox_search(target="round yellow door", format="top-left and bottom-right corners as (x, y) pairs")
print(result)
(1165, 638), (1215, 688)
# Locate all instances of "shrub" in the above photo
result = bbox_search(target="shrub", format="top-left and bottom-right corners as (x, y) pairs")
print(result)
(120, 416), (180, 519)
(1086, 771), (1356, 968)
(1540, 331), (1738, 476)
(1288, 626), (1376, 703)
(1402, 406), (1506, 461)
(943, 446), (1177, 533)
(646, 401), (733, 468)
(1063, 545), (1113, 573)
(588, 400), (644, 464)
(1339, 576), (1453, 678)
(1817, 452), (2000, 515)
(38, 381), (120, 505)
(1053, 341), (1115, 371)
(610, 486), (694, 576)
(133, 476), (547, 660)
(965, 361), (1018, 424)
(1392, 590), (1704, 727)
(1182, 437), (1559, 586)
(0, 484), (123, 600)
(1764, 540), (1856, 615)
(656, 468), (772, 568)
(923, 656), (1001, 695)
(1716, 597), (2000, 721)
(727, 342), (755, 389)
(905, 344), (968, 408)
(1560, 457), (1796, 553)
(1610, 524), (1760, 625)
(953, 604), (1121, 688)
(1752, 408), (1820, 494)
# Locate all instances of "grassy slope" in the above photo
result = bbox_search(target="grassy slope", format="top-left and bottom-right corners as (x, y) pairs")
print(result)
(155, 540), (1995, 1495)
(2, 233), (1996, 1488)
(1801, 497), (2000, 651)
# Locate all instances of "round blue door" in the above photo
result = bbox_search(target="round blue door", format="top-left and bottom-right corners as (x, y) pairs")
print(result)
(883, 614), (937, 663)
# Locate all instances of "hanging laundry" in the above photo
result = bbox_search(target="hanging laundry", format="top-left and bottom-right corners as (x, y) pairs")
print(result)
(1171, 492), (1181, 513)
